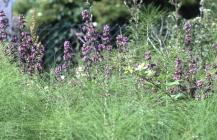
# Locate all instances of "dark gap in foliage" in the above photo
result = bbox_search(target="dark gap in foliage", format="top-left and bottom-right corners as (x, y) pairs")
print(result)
(178, 3), (201, 19)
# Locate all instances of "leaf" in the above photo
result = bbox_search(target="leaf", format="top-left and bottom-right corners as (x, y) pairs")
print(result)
(171, 93), (186, 100)
(165, 81), (180, 86)
(145, 70), (155, 77)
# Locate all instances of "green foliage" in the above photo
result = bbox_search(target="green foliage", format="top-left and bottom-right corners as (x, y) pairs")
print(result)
(1, 0), (217, 139)
(1, 47), (217, 139)
(126, 4), (165, 45)
(14, 0), (82, 24)
(92, 0), (129, 26)
(14, 0), (128, 27)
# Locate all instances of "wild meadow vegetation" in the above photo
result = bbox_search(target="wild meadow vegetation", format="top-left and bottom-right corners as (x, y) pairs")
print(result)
(1, 0), (217, 139)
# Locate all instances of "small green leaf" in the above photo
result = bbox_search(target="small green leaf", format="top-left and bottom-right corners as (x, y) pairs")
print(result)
(146, 70), (155, 77)
(171, 93), (186, 100)
(165, 81), (180, 86)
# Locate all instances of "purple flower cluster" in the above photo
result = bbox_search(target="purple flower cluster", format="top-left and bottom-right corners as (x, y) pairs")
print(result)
(101, 25), (111, 43)
(19, 15), (26, 31)
(171, 55), (217, 98)
(55, 41), (74, 80)
(144, 51), (157, 69)
(82, 10), (91, 22)
(5, 35), (18, 58)
(79, 6), (129, 76)
(18, 16), (44, 74)
(55, 64), (64, 81)
(84, 24), (98, 43)
(64, 41), (73, 62)
(173, 58), (183, 80)
(188, 59), (197, 75)
(81, 9), (111, 71)
(196, 80), (204, 89)
(184, 21), (192, 46)
(116, 34), (129, 52)
(102, 25), (113, 51)
(116, 35), (128, 47)
(0, 10), (8, 42)
(79, 7), (130, 78)
(34, 42), (45, 72)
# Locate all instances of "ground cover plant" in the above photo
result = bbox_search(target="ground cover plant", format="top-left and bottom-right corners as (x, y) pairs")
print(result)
(1, 0), (217, 139)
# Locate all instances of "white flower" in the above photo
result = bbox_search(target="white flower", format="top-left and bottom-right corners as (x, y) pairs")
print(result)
(93, 22), (98, 27)
(60, 75), (65, 80)
(135, 63), (147, 71)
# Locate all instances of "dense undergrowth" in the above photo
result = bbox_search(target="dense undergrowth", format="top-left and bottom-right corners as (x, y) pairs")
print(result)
(1, 0), (217, 139)
(1, 45), (217, 139)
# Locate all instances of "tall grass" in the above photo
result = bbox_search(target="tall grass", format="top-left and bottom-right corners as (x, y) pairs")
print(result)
(1, 47), (217, 139)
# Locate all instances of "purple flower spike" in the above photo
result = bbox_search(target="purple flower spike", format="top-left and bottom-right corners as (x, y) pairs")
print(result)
(173, 58), (183, 81)
(116, 35), (129, 47)
(54, 41), (74, 80)
(18, 15), (45, 74)
(97, 44), (106, 52)
(0, 10), (6, 17)
(176, 58), (182, 66)
(189, 59), (197, 75)
(63, 41), (73, 62)
(82, 44), (92, 56)
(11, 35), (18, 43)
(185, 34), (192, 46)
(19, 15), (26, 30)
(102, 25), (111, 43)
(106, 45), (113, 51)
(103, 25), (110, 33)
(82, 10), (91, 22)
(19, 43), (29, 62)
(173, 71), (181, 81)
(1, 31), (7, 39)
(0, 19), (8, 29)
(196, 80), (204, 89)
(183, 21), (192, 46)
(0, 10), (8, 42)
(184, 21), (192, 33)
(55, 64), (64, 81)
(92, 54), (101, 62)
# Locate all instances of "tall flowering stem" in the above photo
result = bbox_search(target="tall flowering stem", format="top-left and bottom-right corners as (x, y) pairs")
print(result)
(78, 2), (128, 79)
(116, 34), (129, 76)
(55, 41), (74, 81)
(173, 58), (183, 81)
(116, 34), (129, 53)
(184, 21), (193, 49)
(63, 41), (74, 71)
(19, 15), (26, 31)
(0, 10), (8, 42)
(18, 15), (44, 74)
(5, 35), (18, 59)
(81, 8), (107, 76)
